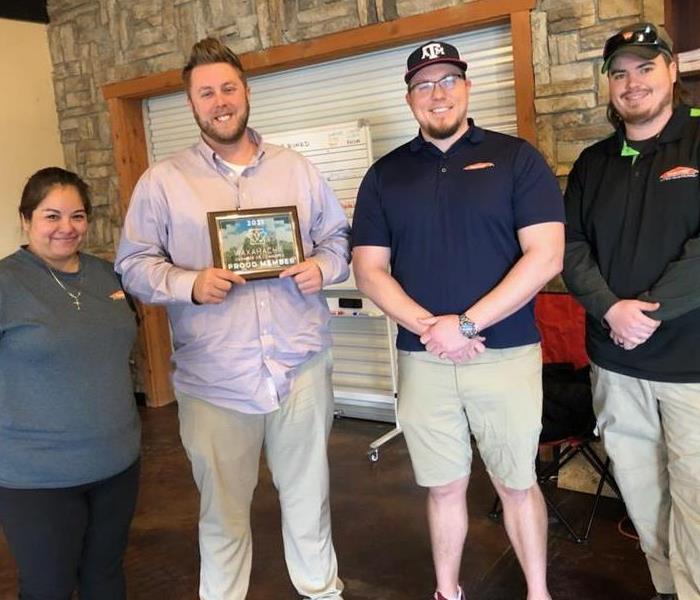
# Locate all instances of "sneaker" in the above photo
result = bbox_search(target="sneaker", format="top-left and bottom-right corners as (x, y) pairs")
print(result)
(434, 588), (464, 600)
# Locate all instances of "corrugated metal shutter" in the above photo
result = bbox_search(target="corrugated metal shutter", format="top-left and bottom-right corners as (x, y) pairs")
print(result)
(145, 24), (515, 163)
(143, 24), (516, 421)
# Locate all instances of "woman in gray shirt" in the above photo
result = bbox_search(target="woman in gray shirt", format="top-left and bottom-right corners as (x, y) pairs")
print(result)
(0, 167), (141, 600)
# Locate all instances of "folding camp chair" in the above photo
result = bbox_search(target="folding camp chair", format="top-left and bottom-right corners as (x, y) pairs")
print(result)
(488, 294), (622, 543)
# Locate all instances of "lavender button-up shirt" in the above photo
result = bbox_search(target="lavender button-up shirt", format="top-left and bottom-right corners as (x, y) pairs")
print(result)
(115, 131), (350, 413)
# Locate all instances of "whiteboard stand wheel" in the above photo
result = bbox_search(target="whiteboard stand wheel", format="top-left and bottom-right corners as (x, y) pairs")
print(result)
(368, 448), (380, 463)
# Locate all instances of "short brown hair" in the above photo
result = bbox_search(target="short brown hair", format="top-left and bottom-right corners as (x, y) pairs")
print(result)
(19, 167), (92, 221)
(182, 37), (246, 92)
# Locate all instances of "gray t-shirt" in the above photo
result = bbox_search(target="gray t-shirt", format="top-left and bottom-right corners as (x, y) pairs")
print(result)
(0, 248), (140, 488)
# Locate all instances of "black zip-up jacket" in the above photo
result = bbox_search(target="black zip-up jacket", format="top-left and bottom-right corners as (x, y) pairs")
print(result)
(563, 104), (700, 382)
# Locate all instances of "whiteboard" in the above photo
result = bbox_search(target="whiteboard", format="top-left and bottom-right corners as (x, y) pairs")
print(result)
(265, 119), (373, 291)
(264, 119), (373, 220)
(265, 120), (394, 408)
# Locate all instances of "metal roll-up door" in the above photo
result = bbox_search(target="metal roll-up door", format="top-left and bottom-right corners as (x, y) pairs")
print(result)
(145, 24), (516, 164)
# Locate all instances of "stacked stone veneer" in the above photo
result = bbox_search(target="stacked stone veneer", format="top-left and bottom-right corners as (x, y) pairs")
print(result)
(532, 0), (663, 178)
(45, 0), (663, 256)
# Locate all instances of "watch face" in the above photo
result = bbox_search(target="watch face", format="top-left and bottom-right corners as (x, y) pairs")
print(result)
(459, 314), (477, 338)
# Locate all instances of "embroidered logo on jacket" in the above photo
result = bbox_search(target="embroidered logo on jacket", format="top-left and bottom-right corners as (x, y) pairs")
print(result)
(110, 290), (126, 301)
(463, 162), (495, 171)
(659, 166), (699, 182)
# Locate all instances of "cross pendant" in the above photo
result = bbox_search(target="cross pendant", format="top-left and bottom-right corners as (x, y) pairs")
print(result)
(73, 298), (82, 310)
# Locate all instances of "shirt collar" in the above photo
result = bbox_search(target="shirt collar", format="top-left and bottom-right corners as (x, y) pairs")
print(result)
(409, 118), (484, 153)
(194, 128), (267, 172)
(608, 104), (691, 155)
(658, 104), (692, 143)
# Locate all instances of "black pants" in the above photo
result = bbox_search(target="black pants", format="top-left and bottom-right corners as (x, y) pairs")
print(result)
(0, 459), (140, 600)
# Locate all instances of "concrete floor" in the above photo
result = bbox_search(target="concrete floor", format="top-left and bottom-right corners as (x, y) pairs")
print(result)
(0, 404), (652, 599)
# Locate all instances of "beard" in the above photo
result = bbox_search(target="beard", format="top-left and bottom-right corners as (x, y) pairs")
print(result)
(613, 85), (673, 127)
(194, 101), (250, 145)
(413, 101), (469, 142)
(422, 119), (463, 140)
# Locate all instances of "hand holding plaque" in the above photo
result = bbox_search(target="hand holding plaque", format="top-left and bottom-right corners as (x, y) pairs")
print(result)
(207, 207), (305, 280)
(280, 259), (323, 294)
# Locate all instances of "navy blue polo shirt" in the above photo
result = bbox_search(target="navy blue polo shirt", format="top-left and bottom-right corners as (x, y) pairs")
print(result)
(352, 120), (564, 351)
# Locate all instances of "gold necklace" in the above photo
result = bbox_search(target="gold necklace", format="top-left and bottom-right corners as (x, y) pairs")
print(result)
(47, 267), (82, 310)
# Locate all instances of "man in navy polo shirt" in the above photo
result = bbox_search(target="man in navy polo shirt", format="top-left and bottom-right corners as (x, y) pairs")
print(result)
(352, 41), (564, 600)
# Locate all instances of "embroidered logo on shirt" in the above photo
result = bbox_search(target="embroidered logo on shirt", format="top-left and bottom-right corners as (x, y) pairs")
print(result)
(463, 162), (495, 171)
(659, 166), (699, 182)
(109, 290), (126, 301)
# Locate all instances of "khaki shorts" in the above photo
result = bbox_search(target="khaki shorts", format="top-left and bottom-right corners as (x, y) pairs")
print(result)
(397, 343), (543, 490)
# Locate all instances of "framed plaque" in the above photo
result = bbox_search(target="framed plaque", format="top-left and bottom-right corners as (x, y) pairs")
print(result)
(207, 206), (305, 280)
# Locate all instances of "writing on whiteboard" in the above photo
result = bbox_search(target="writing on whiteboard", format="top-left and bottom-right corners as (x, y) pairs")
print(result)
(266, 120), (373, 219)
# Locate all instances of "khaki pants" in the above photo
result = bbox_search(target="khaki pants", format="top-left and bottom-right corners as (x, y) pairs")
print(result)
(176, 350), (343, 600)
(591, 365), (700, 599)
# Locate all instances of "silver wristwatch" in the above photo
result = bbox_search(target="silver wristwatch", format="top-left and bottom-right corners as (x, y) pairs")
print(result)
(458, 313), (479, 339)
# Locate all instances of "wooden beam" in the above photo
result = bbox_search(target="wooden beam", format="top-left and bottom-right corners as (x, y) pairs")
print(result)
(103, 0), (538, 408)
(664, 0), (673, 38)
(241, 0), (535, 74)
(106, 97), (149, 218)
(511, 10), (537, 145)
(106, 96), (175, 408)
(104, 70), (183, 102)
(135, 304), (175, 408)
(103, 0), (535, 100)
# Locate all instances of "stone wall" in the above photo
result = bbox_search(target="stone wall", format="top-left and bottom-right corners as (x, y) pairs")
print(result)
(45, 0), (663, 255)
(532, 0), (663, 178)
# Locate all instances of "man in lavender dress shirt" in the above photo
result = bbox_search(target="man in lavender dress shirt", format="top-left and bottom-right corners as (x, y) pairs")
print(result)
(116, 38), (349, 600)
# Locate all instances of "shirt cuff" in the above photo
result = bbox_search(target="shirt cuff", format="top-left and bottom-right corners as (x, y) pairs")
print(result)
(309, 254), (345, 287)
(168, 268), (200, 304)
(590, 290), (620, 325)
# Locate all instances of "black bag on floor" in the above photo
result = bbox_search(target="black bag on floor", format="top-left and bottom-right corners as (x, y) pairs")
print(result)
(541, 363), (596, 443)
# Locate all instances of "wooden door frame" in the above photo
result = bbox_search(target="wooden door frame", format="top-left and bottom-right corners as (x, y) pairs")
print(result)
(103, 0), (537, 407)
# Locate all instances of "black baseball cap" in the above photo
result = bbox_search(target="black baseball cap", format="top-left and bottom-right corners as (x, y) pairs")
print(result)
(404, 41), (468, 84)
(601, 22), (674, 73)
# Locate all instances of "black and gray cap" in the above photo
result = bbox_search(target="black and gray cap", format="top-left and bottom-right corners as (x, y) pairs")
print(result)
(601, 22), (674, 73)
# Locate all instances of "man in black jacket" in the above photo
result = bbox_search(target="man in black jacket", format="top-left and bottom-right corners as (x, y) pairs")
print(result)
(563, 22), (700, 600)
